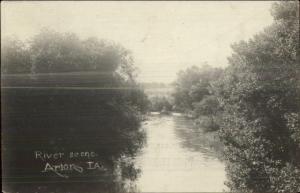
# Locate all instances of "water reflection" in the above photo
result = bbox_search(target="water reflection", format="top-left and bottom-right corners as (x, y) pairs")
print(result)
(3, 143), (144, 193)
(3, 114), (227, 193)
(134, 115), (227, 192)
(173, 116), (224, 159)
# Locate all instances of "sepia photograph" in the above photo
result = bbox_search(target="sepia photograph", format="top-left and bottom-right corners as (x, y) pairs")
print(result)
(1, 1), (299, 193)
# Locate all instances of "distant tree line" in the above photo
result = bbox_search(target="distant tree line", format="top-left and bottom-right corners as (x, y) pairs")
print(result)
(173, 2), (299, 192)
(149, 96), (173, 113)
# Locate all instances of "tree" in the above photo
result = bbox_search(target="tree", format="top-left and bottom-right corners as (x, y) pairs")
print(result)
(1, 37), (31, 74)
(149, 96), (172, 112)
(173, 64), (222, 113)
(214, 1), (300, 192)
(193, 95), (221, 131)
(2, 29), (149, 192)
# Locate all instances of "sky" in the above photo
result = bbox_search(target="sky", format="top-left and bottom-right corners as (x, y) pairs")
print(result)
(2, 1), (276, 83)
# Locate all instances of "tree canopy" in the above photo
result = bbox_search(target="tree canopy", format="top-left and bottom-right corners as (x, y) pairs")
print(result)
(1, 29), (149, 192)
(172, 1), (299, 192)
(213, 2), (299, 192)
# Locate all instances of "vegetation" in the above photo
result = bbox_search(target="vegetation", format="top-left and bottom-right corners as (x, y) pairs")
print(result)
(215, 2), (300, 192)
(173, 65), (223, 131)
(2, 1), (299, 192)
(2, 29), (148, 192)
(173, 2), (299, 192)
(149, 96), (173, 113)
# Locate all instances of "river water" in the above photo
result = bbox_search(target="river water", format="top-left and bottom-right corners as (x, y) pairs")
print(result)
(2, 113), (227, 193)
(133, 114), (227, 192)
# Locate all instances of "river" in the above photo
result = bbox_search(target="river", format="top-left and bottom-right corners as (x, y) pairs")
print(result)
(2, 113), (227, 193)
(133, 114), (227, 192)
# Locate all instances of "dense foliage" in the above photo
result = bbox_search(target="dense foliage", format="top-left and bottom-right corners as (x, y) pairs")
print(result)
(149, 96), (173, 113)
(173, 65), (223, 131)
(2, 29), (148, 192)
(214, 2), (300, 192)
(173, 2), (299, 192)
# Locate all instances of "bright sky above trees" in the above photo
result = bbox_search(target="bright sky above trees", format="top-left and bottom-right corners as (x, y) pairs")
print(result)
(2, 1), (276, 83)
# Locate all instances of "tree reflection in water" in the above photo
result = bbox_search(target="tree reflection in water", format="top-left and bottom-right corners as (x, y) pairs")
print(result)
(2, 88), (146, 193)
(3, 133), (145, 193)
(173, 116), (223, 159)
